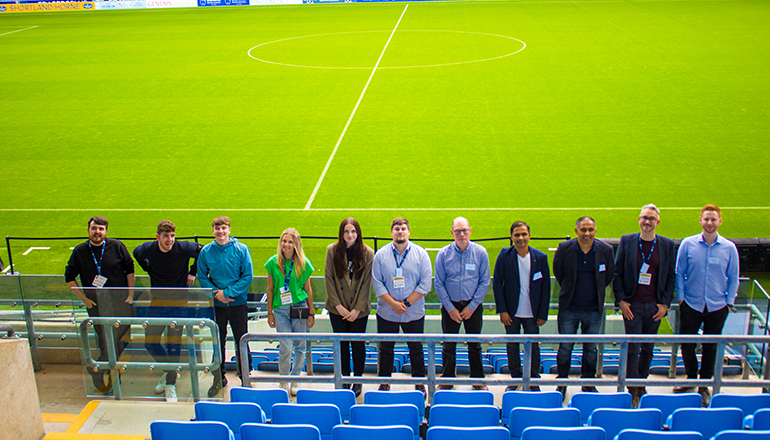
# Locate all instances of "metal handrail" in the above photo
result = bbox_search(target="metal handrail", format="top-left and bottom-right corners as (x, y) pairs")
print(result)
(78, 317), (221, 400)
(239, 332), (770, 404)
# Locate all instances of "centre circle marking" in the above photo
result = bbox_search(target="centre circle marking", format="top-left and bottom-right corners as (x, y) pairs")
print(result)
(247, 30), (526, 70)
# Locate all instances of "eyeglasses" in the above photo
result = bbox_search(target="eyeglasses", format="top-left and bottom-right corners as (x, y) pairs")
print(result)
(452, 229), (470, 235)
(640, 216), (659, 222)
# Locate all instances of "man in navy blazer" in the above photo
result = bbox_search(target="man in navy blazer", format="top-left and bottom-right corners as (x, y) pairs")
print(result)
(553, 216), (614, 399)
(493, 221), (551, 391)
(613, 204), (675, 406)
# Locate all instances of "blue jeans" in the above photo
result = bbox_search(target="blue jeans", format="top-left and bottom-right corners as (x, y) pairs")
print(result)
(557, 308), (602, 378)
(273, 303), (308, 376)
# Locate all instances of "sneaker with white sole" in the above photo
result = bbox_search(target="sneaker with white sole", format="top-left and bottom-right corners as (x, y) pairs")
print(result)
(165, 385), (178, 403)
(154, 373), (167, 394)
(290, 383), (297, 396)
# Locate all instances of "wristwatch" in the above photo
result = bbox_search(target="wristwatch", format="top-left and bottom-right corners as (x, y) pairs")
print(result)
(404, 299), (411, 308)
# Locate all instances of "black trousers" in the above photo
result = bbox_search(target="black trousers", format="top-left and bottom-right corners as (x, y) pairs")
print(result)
(329, 313), (369, 377)
(214, 304), (251, 381)
(505, 316), (541, 378)
(377, 315), (425, 378)
(623, 301), (662, 379)
(441, 300), (484, 378)
(679, 301), (729, 379)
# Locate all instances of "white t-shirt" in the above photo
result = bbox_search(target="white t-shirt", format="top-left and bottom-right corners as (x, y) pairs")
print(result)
(515, 252), (534, 318)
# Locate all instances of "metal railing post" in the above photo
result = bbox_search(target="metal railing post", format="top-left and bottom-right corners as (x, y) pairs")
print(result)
(427, 340), (436, 404)
(333, 338), (342, 389)
(522, 340), (532, 389)
(714, 340), (726, 394)
(617, 340), (628, 392)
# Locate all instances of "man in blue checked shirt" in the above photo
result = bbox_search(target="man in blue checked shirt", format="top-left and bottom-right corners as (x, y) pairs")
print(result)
(674, 204), (739, 406)
(434, 217), (491, 390)
(372, 217), (433, 397)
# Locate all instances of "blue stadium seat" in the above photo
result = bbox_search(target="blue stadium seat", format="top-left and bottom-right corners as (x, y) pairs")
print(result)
(639, 393), (702, 429)
(194, 401), (265, 439)
(426, 426), (510, 440)
(668, 408), (743, 440)
(509, 407), (581, 440)
(272, 403), (343, 440)
(501, 391), (562, 426)
(614, 429), (703, 440)
(332, 425), (414, 440)
(296, 388), (357, 423)
(710, 393), (770, 428)
(350, 404), (421, 440)
(747, 408), (770, 430)
(568, 392), (633, 425)
(521, 426), (605, 440)
(428, 404), (500, 428)
(229, 387), (289, 421)
(711, 430), (770, 440)
(587, 408), (661, 439)
(150, 420), (235, 440)
(433, 389), (495, 406)
(365, 390), (426, 420)
(240, 423), (321, 440)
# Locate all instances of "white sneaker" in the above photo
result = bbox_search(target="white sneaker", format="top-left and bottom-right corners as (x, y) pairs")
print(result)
(165, 385), (178, 403)
(290, 383), (298, 396)
(154, 373), (167, 394)
(279, 382), (289, 392)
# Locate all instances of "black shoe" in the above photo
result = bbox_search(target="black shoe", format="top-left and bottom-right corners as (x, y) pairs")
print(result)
(352, 383), (362, 397)
(415, 384), (427, 399)
(556, 385), (567, 401)
(628, 387), (641, 408)
(698, 387), (711, 407)
(673, 386), (696, 393)
(581, 386), (598, 393)
(342, 383), (352, 389)
(378, 383), (390, 391)
(529, 386), (541, 392)
(208, 375), (226, 398)
(505, 385), (518, 392)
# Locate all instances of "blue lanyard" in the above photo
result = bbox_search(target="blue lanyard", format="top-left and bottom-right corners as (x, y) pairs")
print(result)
(392, 246), (410, 269)
(89, 242), (105, 276)
(638, 235), (657, 265)
(283, 261), (294, 288)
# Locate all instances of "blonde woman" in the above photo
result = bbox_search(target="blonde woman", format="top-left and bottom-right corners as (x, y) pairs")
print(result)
(265, 228), (315, 395)
(324, 218), (374, 397)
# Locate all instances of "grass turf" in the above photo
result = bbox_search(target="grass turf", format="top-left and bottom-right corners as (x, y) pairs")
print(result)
(0, 0), (768, 278)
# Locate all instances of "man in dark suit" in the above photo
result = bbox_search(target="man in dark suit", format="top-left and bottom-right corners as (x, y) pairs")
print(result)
(613, 204), (676, 407)
(493, 221), (551, 391)
(553, 216), (614, 400)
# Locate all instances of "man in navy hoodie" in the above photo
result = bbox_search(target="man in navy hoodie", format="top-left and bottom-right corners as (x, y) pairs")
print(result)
(198, 216), (253, 397)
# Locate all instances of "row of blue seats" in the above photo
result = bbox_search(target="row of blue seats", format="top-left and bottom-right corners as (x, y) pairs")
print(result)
(153, 420), (770, 440)
(152, 397), (770, 440)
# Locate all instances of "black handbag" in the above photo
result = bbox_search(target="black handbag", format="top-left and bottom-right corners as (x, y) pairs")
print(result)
(289, 305), (310, 320)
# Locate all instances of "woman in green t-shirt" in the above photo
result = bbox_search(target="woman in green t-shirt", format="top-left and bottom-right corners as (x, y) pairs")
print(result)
(265, 228), (315, 395)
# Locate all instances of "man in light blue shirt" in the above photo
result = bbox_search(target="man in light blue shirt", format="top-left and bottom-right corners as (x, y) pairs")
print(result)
(372, 217), (432, 396)
(674, 204), (739, 405)
(434, 217), (490, 390)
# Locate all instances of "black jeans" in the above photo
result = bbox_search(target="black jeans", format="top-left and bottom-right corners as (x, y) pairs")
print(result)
(329, 313), (369, 377)
(214, 304), (251, 381)
(506, 316), (541, 378)
(377, 315), (425, 378)
(623, 301), (662, 379)
(441, 301), (484, 378)
(679, 301), (729, 379)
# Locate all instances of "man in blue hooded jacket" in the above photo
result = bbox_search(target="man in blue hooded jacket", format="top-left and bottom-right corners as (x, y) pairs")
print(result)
(198, 216), (253, 397)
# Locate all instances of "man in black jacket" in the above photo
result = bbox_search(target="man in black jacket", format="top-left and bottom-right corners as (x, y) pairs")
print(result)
(613, 204), (676, 407)
(553, 216), (614, 400)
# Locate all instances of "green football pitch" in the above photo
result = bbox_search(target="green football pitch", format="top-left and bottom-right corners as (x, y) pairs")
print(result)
(0, 0), (768, 276)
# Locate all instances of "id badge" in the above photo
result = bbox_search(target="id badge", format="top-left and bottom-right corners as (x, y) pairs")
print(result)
(638, 272), (652, 285)
(279, 286), (292, 305)
(465, 263), (476, 271)
(393, 277), (406, 289)
(93, 275), (108, 288)
(640, 263), (650, 274)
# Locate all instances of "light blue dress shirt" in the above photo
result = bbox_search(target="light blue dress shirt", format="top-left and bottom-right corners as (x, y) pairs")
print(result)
(675, 233), (740, 312)
(434, 241), (490, 313)
(372, 241), (432, 323)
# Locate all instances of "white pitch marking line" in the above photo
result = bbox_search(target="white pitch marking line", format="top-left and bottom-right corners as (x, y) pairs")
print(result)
(304, 3), (409, 211)
(2, 265), (12, 274)
(23, 247), (51, 256)
(0, 26), (38, 37)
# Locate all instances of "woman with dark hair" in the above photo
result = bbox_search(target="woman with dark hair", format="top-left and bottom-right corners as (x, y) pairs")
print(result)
(324, 218), (374, 397)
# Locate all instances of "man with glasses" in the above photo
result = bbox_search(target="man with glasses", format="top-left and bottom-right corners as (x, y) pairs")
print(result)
(493, 221), (551, 391)
(435, 217), (490, 390)
(372, 217), (432, 396)
(613, 205), (676, 407)
(674, 204), (739, 406)
(553, 216), (614, 401)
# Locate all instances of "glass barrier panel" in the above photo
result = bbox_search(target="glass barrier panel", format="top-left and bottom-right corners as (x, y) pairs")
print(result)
(0, 273), (23, 329)
(74, 287), (219, 400)
(17, 275), (79, 350)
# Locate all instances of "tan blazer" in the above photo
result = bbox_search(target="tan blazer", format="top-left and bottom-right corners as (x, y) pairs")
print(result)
(324, 242), (374, 316)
